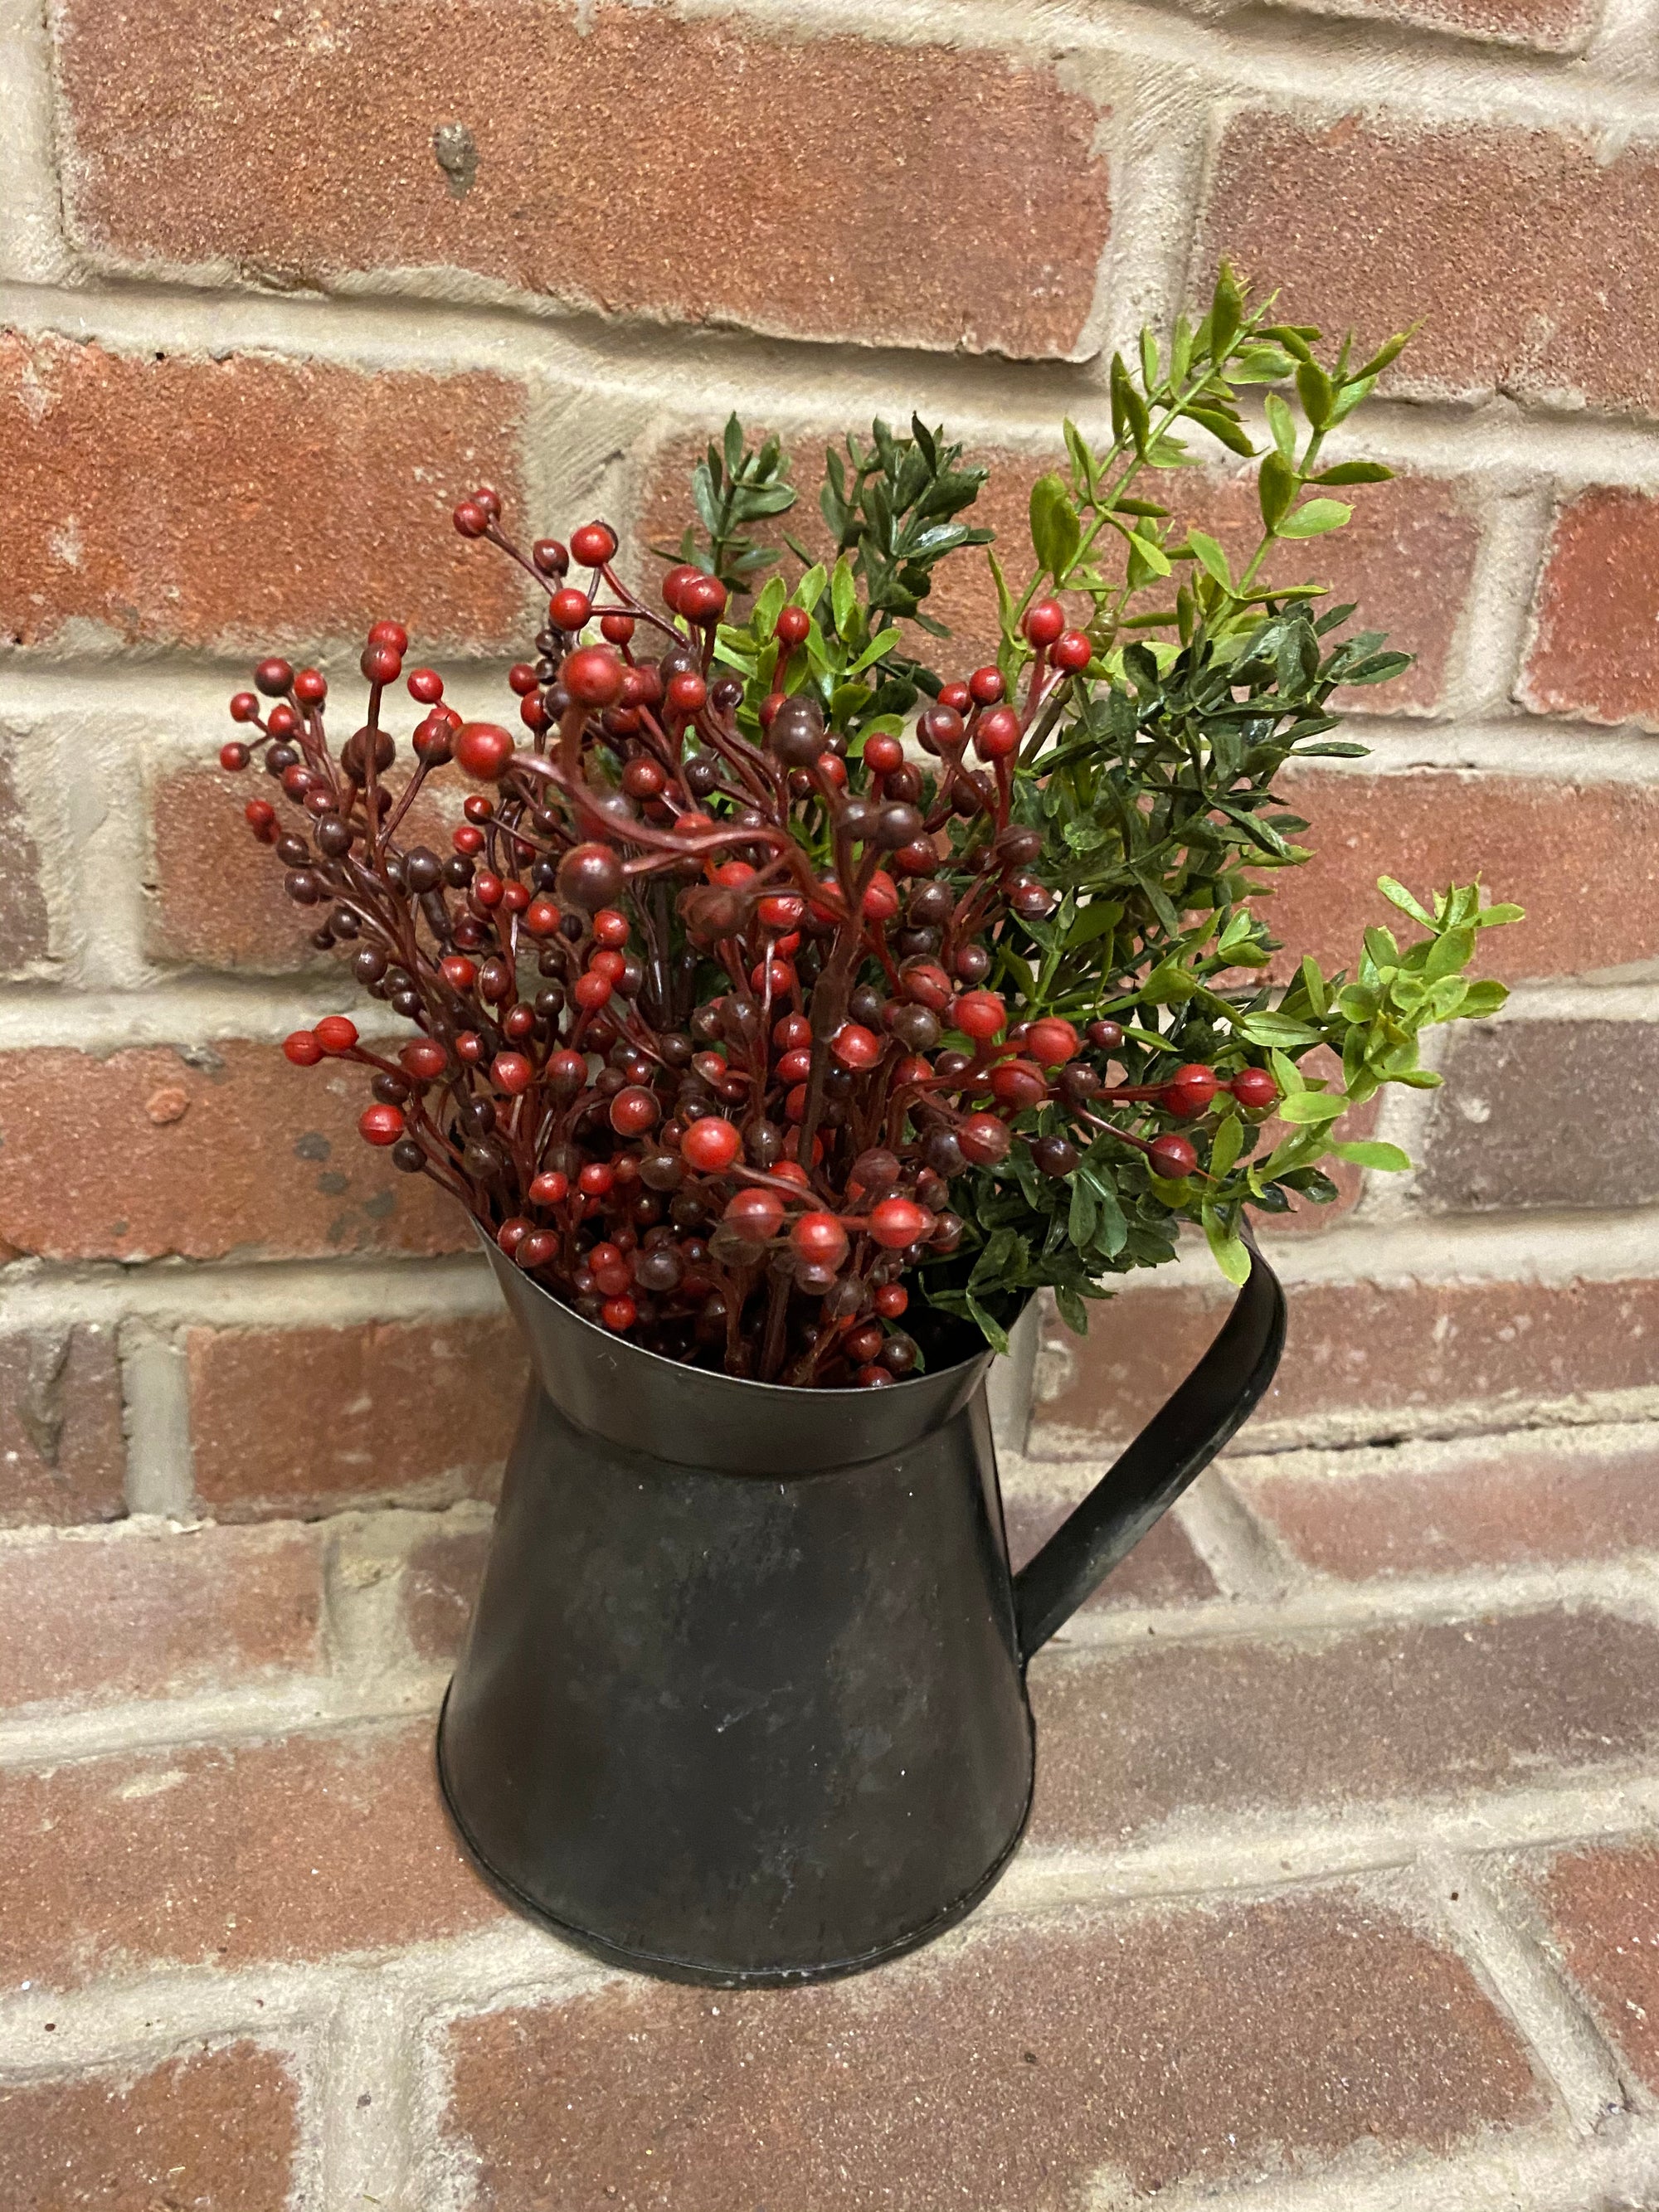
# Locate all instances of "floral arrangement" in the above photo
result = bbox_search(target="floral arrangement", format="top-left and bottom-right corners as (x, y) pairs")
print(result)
(221, 270), (1515, 1385)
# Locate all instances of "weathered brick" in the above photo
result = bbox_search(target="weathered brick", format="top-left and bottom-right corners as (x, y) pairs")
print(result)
(0, 1325), (125, 1525)
(0, 1522), (323, 1714)
(640, 438), (1475, 709)
(0, 1719), (501, 1988)
(0, 2042), (299, 2212)
(1521, 489), (1659, 727)
(442, 1888), (1540, 2207)
(1231, 1431), (1659, 1579)
(1034, 1274), (1659, 1455)
(0, 1041), (462, 1262)
(57, 2), (1110, 359)
(0, 731), (50, 974)
(188, 1315), (523, 1519)
(0, 330), (528, 653)
(1265, 771), (1659, 984)
(1204, 114), (1659, 417)
(1524, 1843), (1659, 2091)
(1029, 1608), (1659, 1848)
(400, 1519), (493, 1661)
(148, 765), (457, 973)
(1417, 1019), (1659, 1213)
(1005, 1492), (1217, 1611)
(1282, 0), (1595, 52)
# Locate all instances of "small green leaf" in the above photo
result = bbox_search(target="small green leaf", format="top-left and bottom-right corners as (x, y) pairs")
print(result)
(1203, 1206), (1251, 1286)
(1314, 460), (1394, 485)
(1209, 1111), (1243, 1181)
(1258, 450), (1297, 532)
(1277, 1091), (1348, 1125)
(1328, 1139), (1411, 1171)
(1029, 471), (1082, 581)
(1187, 529), (1233, 589)
(1277, 498), (1353, 539)
(1265, 394), (1297, 461)
(1377, 875), (1434, 926)
(830, 557), (857, 638)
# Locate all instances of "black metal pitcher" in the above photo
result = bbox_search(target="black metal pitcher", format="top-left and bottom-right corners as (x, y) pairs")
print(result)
(437, 1240), (1285, 1986)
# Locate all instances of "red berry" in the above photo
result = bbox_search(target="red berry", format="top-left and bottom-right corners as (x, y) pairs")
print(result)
(452, 500), (488, 537)
(254, 658), (293, 697)
(968, 666), (1005, 705)
(440, 955), (476, 991)
(622, 756), (666, 798)
(530, 1169), (569, 1205)
(938, 682), (971, 712)
(610, 1085), (660, 1135)
(667, 669), (707, 714)
(990, 1060), (1048, 1110)
(463, 794), (494, 824)
(601, 612), (635, 645)
(358, 1102), (405, 1146)
(361, 642), (402, 686)
(407, 667), (444, 703)
(572, 521), (619, 568)
(974, 706), (1019, 761)
(562, 646), (627, 708)
(314, 1015), (359, 1055)
(523, 897), (560, 937)
(533, 539), (569, 576)
(572, 971), (612, 1010)
(294, 668), (327, 705)
(773, 1013), (811, 1050)
(470, 487), (501, 520)
(497, 1217), (533, 1257)
(245, 798), (276, 831)
(775, 1048), (813, 1085)
(868, 1197), (928, 1251)
(492, 1053), (533, 1095)
(1165, 1063), (1219, 1118)
(679, 573), (727, 625)
(401, 1040), (448, 1081)
(955, 989), (1007, 1041)
(229, 691), (260, 723)
(455, 1031), (484, 1063)
(518, 1230), (557, 1268)
(588, 948), (625, 984)
(862, 873), (899, 921)
(1231, 1067), (1279, 1111)
(219, 740), (250, 771)
(758, 692), (785, 729)
(507, 663), (539, 696)
(473, 870), (504, 908)
(856, 1364), (895, 1388)
(1149, 1133), (1198, 1179)
(791, 1211), (848, 1267)
(454, 722), (515, 780)
(579, 1162), (615, 1196)
(958, 1112), (1011, 1166)
(1052, 629), (1092, 672)
(874, 1283), (909, 1319)
(864, 733), (904, 777)
(662, 563), (703, 612)
(831, 1023), (883, 1071)
(547, 1050), (587, 1091)
(601, 1296), (638, 1334)
(1087, 1018), (1125, 1053)
(1025, 1017), (1079, 1067)
(681, 1117), (741, 1173)
(775, 605), (810, 647)
(414, 714), (454, 762)
(452, 824), (484, 857)
(367, 619), (409, 653)
(550, 587), (592, 631)
(282, 1029), (323, 1067)
(1024, 598), (1065, 648)
(724, 1189), (785, 1240)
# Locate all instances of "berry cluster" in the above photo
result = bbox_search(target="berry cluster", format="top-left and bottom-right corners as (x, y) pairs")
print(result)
(225, 491), (1282, 1384)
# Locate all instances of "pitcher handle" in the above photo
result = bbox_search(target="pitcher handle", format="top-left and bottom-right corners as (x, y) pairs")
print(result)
(1012, 1234), (1287, 1661)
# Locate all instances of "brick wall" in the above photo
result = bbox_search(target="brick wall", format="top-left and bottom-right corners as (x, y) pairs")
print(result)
(5, 0), (1659, 2202)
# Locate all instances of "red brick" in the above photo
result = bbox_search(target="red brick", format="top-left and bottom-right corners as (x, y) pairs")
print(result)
(1521, 489), (1659, 727)
(444, 1888), (1540, 2206)
(1204, 114), (1659, 418)
(0, 733), (50, 975)
(1005, 1491), (1217, 1610)
(57, 3), (1110, 360)
(148, 765), (458, 973)
(0, 330), (528, 653)
(1265, 771), (1659, 984)
(0, 1522), (323, 1714)
(1029, 1608), (1659, 1848)
(0, 1325), (125, 1526)
(188, 1315), (523, 1519)
(0, 1041), (463, 1262)
(0, 1719), (502, 1988)
(1524, 1843), (1659, 2091)
(400, 1519), (492, 1661)
(0, 2042), (299, 2212)
(1034, 1274), (1659, 1454)
(1232, 1432), (1659, 1579)
(1417, 1019), (1659, 1213)
(1283, 0), (1595, 51)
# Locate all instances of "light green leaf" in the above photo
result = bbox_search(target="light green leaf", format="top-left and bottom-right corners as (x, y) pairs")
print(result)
(830, 557), (857, 638)
(1277, 498), (1353, 539)
(1187, 529), (1233, 589)
(1277, 1090), (1348, 1125)
(1242, 1012), (1323, 1048)
(1377, 875), (1433, 926)
(1203, 1207), (1252, 1286)
(1265, 393), (1297, 463)
(1029, 472), (1082, 581)
(1328, 1139), (1411, 1170)
(1209, 1111), (1243, 1181)
(1128, 530), (1172, 577)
